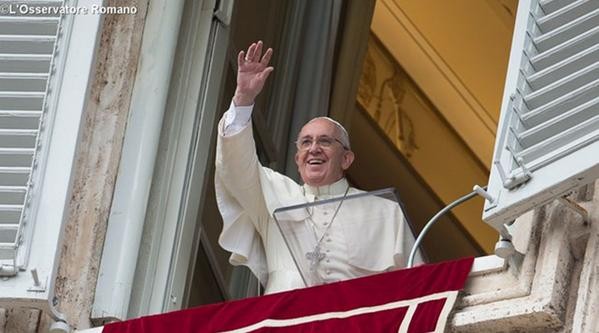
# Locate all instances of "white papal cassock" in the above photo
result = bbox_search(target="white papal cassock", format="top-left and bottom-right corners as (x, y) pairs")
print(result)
(215, 105), (418, 294)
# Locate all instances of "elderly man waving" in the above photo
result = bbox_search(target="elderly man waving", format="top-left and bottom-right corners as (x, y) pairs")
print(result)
(215, 41), (416, 294)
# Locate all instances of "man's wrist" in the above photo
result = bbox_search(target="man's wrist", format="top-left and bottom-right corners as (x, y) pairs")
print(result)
(233, 93), (255, 107)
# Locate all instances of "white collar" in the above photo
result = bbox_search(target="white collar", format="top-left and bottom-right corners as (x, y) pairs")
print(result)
(303, 178), (349, 199)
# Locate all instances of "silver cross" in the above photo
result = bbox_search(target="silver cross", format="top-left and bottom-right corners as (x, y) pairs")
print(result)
(305, 245), (326, 271)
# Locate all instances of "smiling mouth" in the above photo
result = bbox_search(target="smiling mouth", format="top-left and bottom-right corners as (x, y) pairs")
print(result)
(307, 159), (325, 165)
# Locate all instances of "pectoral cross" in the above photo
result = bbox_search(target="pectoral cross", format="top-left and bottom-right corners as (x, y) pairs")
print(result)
(305, 245), (326, 272)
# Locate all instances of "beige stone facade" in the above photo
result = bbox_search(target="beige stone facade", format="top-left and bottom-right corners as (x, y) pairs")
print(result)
(451, 183), (598, 332)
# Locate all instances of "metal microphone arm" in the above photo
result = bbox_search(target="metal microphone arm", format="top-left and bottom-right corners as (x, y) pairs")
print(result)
(406, 186), (486, 268)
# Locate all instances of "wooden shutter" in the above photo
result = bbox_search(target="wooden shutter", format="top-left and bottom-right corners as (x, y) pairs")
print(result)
(484, 0), (599, 230)
(0, 1), (62, 277)
(0, 0), (102, 316)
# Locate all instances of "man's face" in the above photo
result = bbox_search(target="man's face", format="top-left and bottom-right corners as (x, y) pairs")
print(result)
(295, 119), (354, 187)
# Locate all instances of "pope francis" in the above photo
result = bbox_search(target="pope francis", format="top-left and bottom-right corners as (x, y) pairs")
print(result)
(215, 41), (417, 294)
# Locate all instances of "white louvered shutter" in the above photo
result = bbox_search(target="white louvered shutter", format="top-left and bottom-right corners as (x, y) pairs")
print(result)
(483, 0), (599, 231)
(0, 1), (63, 277)
(0, 0), (102, 313)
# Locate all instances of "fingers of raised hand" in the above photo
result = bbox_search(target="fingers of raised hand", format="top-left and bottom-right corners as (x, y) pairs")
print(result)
(239, 42), (273, 71)
(260, 48), (273, 67)
(252, 41), (263, 62)
(246, 42), (257, 62)
(237, 50), (245, 67)
(259, 67), (274, 81)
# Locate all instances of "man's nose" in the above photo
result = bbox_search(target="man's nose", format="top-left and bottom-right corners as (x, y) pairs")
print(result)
(307, 142), (323, 153)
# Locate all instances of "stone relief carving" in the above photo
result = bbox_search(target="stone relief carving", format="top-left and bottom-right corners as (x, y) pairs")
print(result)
(357, 49), (376, 107)
(357, 38), (419, 158)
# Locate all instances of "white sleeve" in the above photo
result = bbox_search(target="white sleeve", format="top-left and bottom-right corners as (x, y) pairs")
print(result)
(223, 100), (254, 136)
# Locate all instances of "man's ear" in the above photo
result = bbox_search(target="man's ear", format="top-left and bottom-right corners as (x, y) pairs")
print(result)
(341, 150), (355, 170)
(294, 150), (300, 167)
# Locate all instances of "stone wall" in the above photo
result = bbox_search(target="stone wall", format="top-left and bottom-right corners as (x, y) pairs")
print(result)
(52, 1), (149, 330)
(450, 181), (598, 332)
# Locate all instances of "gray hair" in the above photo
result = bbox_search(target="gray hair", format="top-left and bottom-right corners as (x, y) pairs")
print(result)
(304, 116), (351, 150)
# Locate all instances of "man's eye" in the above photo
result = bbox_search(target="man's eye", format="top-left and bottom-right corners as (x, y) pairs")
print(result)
(319, 138), (334, 146)
(300, 139), (313, 147)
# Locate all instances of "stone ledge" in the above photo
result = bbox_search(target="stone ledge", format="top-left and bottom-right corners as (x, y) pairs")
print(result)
(450, 191), (594, 332)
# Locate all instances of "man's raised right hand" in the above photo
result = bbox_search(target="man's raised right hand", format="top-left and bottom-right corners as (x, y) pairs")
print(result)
(233, 41), (274, 107)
